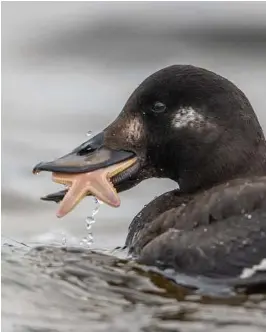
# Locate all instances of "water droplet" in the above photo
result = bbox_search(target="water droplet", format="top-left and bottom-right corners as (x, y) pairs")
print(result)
(86, 130), (92, 137)
(61, 232), (67, 246)
(80, 198), (101, 247)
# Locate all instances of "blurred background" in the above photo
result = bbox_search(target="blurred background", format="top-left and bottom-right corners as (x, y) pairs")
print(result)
(2, 2), (266, 248)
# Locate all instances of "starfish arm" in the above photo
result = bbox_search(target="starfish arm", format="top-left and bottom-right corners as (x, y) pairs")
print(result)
(56, 177), (89, 218)
(88, 169), (120, 208)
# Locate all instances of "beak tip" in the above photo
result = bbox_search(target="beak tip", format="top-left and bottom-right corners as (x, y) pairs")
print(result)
(32, 162), (42, 174)
(33, 162), (51, 174)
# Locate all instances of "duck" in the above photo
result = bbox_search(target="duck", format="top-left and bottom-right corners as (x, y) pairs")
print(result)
(33, 65), (266, 284)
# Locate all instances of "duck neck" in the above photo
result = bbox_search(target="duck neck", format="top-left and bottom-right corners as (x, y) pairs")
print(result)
(177, 141), (266, 194)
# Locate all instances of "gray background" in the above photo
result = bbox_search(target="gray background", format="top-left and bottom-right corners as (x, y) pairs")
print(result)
(2, 2), (266, 248)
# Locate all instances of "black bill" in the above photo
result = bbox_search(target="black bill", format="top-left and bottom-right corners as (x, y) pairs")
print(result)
(33, 132), (139, 204)
(33, 132), (135, 174)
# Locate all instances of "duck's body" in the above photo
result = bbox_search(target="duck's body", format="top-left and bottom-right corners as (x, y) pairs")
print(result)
(127, 177), (266, 279)
(34, 65), (266, 285)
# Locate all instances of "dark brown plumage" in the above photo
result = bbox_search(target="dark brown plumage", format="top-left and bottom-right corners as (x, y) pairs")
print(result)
(34, 65), (266, 285)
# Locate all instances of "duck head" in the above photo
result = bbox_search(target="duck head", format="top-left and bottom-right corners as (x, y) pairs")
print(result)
(33, 65), (266, 214)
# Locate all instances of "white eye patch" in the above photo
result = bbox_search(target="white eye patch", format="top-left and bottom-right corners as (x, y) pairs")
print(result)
(172, 106), (208, 130)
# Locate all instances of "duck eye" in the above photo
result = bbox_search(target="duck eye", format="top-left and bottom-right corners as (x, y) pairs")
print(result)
(151, 101), (166, 113)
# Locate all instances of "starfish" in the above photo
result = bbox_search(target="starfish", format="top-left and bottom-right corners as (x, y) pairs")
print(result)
(52, 158), (137, 218)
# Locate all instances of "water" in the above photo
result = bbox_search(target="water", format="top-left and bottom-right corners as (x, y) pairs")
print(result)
(80, 198), (101, 247)
(61, 232), (67, 246)
(2, 2), (266, 332)
(2, 244), (266, 332)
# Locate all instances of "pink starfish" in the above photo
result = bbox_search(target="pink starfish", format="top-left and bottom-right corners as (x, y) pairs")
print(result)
(52, 158), (137, 218)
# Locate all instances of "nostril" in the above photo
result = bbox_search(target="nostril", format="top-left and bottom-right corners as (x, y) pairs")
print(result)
(77, 145), (96, 156)
(74, 132), (105, 156)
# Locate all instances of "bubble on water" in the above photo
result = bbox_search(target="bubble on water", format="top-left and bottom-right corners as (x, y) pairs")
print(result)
(86, 130), (93, 137)
(80, 197), (101, 247)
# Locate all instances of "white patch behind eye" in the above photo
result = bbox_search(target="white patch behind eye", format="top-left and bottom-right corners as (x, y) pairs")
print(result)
(172, 106), (207, 130)
(124, 116), (143, 142)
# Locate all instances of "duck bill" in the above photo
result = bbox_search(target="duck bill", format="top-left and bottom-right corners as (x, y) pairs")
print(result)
(33, 132), (138, 215)
(33, 132), (134, 174)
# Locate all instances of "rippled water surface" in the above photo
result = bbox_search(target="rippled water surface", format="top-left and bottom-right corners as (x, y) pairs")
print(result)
(2, 2), (266, 331)
(2, 243), (266, 332)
